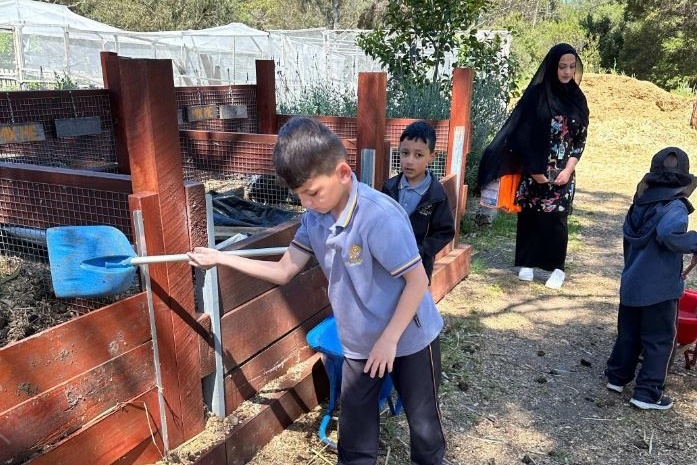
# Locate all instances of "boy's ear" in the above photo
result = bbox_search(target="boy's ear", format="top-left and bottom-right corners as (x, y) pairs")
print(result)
(336, 161), (353, 181)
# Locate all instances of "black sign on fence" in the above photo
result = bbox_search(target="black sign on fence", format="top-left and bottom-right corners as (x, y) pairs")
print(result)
(219, 105), (248, 120)
(54, 116), (102, 138)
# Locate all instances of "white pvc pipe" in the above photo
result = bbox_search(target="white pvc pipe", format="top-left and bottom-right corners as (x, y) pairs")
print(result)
(128, 246), (288, 265)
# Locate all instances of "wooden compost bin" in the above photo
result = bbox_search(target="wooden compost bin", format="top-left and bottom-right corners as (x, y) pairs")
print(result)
(0, 55), (473, 465)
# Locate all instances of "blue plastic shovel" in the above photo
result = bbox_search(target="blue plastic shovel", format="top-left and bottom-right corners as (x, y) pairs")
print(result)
(46, 225), (287, 298)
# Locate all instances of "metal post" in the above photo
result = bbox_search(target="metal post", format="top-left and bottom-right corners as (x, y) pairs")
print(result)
(202, 194), (226, 418)
(360, 148), (376, 187)
(133, 210), (170, 455)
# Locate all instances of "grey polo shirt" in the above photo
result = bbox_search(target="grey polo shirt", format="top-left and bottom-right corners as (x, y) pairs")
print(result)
(291, 173), (443, 359)
(398, 170), (432, 215)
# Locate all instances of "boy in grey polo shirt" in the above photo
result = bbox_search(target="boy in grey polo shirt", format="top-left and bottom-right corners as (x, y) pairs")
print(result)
(188, 117), (446, 465)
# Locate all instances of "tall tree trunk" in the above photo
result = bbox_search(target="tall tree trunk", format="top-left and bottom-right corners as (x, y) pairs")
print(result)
(332, 0), (341, 29)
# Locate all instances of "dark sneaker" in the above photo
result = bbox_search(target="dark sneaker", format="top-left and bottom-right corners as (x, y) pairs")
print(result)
(606, 382), (624, 393)
(629, 396), (673, 410)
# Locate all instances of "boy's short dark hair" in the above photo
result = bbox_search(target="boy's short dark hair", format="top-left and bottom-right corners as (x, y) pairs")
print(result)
(273, 116), (348, 189)
(399, 120), (436, 152)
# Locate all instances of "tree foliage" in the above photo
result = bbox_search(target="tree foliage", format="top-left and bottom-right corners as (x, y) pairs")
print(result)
(619, 0), (696, 89)
(356, 0), (488, 89)
(44, 0), (244, 31)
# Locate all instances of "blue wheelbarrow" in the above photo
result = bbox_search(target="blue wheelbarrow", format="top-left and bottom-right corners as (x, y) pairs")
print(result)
(306, 316), (402, 449)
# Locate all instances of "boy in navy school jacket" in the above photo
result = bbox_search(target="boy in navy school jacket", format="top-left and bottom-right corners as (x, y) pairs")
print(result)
(606, 147), (697, 411)
(382, 121), (455, 283)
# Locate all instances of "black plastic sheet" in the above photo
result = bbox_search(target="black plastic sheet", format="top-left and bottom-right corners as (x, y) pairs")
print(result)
(211, 192), (299, 227)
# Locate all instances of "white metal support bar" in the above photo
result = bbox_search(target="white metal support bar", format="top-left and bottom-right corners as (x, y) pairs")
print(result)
(202, 194), (225, 418)
(133, 210), (170, 455)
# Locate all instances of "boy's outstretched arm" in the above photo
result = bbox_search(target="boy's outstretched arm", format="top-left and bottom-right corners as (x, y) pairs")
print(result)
(187, 245), (311, 285)
(364, 263), (429, 378)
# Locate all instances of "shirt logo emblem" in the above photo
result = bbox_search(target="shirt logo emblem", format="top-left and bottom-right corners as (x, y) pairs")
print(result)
(348, 244), (363, 265)
(417, 204), (433, 216)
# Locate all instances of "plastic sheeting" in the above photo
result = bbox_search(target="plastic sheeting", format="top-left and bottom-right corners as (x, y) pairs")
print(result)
(211, 192), (298, 228)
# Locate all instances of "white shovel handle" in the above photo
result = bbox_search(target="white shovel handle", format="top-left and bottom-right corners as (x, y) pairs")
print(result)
(128, 246), (288, 265)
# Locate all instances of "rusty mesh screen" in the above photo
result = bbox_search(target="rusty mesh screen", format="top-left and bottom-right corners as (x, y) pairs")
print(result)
(0, 90), (117, 171)
(181, 132), (357, 206)
(175, 86), (258, 133)
(277, 114), (357, 140)
(0, 174), (134, 313)
(386, 119), (450, 179)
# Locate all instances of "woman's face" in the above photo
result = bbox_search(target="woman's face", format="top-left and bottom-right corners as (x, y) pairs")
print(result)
(557, 53), (577, 84)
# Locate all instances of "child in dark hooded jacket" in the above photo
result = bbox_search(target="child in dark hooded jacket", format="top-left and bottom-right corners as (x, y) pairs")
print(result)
(605, 147), (697, 410)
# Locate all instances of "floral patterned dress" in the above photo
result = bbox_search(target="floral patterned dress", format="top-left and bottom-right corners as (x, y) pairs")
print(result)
(516, 115), (587, 214)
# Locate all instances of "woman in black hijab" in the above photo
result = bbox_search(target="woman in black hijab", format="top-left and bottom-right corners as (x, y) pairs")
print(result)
(477, 43), (590, 288)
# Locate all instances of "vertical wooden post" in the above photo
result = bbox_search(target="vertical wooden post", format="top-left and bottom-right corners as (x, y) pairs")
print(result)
(256, 60), (277, 134)
(101, 54), (205, 447)
(446, 68), (474, 243)
(357, 72), (387, 190)
(101, 52), (131, 174)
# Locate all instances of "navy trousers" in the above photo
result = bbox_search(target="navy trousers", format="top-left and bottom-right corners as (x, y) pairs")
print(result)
(337, 337), (445, 465)
(606, 300), (678, 402)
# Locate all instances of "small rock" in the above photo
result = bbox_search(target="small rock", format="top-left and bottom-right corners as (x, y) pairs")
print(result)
(580, 358), (592, 367)
(634, 440), (649, 450)
(537, 350), (545, 356)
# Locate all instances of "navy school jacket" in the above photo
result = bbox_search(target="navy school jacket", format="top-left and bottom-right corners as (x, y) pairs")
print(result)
(381, 173), (455, 282)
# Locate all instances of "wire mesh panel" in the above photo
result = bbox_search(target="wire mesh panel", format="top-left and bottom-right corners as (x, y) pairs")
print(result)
(175, 86), (258, 133)
(386, 119), (450, 179)
(277, 114), (357, 140)
(0, 166), (134, 319)
(180, 130), (357, 207)
(0, 90), (117, 171)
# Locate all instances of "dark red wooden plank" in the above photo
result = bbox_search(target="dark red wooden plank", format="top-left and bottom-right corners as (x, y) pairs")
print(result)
(25, 388), (164, 465)
(101, 51), (132, 174)
(357, 72), (387, 189)
(224, 307), (331, 414)
(224, 354), (328, 465)
(431, 244), (471, 304)
(447, 68), (474, 242)
(0, 342), (155, 465)
(180, 129), (278, 144)
(217, 220), (300, 312)
(189, 442), (227, 465)
(255, 60), (276, 134)
(220, 266), (328, 368)
(129, 193), (203, 447)
(0, 293), (150, 412)
(117, 53), (205, 444)
(0, 162), (132, 192)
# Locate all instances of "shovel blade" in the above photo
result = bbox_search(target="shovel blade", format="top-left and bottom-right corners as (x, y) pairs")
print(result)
(47, 226), (138, 298)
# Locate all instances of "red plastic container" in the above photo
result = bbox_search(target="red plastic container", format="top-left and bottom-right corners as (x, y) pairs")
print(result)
(677, 289), (697, 369)
(677, 289), (697, 345)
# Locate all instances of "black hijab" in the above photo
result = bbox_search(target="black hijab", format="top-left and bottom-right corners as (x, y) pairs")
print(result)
(477, 43), (590, 187)
(633, 147), (697, 212)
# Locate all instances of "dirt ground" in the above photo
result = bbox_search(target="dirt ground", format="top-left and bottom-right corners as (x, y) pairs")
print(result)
(3, 73), (697, 464)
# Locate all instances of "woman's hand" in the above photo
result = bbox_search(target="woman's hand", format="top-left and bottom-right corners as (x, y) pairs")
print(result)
(552, 169), (572, 186)
(531, 173), (548, 184)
